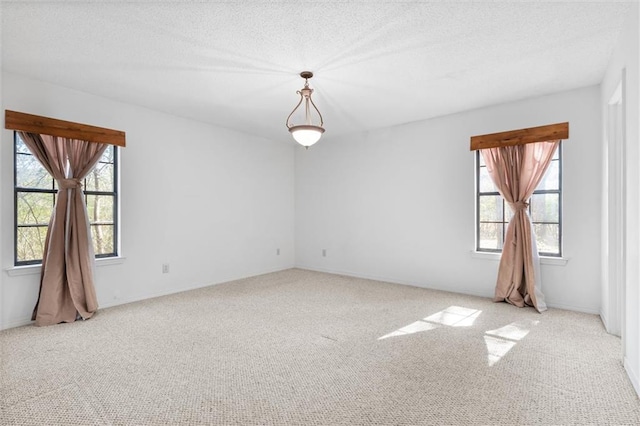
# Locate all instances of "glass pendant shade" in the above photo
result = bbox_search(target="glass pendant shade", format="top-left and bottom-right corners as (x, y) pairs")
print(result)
(286, 71), (325, 148)
(289, 125), (325, 147)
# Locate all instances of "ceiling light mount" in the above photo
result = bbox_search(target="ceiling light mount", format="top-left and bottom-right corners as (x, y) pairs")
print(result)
(286, 71), (325, 149)
(299, 71), (314, 79)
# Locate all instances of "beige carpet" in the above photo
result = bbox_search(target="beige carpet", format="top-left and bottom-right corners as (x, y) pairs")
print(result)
(1, 268), (639, 425)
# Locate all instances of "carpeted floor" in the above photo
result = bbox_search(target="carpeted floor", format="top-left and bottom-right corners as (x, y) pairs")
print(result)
(1, 268), (639, 425)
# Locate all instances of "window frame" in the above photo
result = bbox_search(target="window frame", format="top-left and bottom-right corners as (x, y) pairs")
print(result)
(84, 144), (119, 260)
(13, 132), (119, 266)
(475, 143), (562, 257)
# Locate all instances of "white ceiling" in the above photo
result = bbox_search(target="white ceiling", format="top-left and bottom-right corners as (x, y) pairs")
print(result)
(1, 1), (631, 143)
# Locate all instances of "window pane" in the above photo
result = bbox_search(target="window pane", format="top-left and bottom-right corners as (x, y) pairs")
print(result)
(479, 223), (504, 250)
(537, 160), (559, 191)
(531, 193), (559, 223)
(17, 226), (48, 262)
(504, 204), (515, 222)
(92, 225), (114, 255)
(84, 163), (114, 192)
(479, 195), (503, 222)
(17, 192), (54, 225)
(534, 223), (560, 255)
(476, 143), (561, 256)
(86, 195), (114, 223)
(14, 135), (118, 265)
(479, 166), (497, 193)
(15, 135), (31, 154)
(101, 145), (114, 164)
(16, 153), (53, 189)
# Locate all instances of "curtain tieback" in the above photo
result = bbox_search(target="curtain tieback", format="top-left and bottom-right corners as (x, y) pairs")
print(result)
(58, 178), (82, 190)
(510, 201), (529, 211)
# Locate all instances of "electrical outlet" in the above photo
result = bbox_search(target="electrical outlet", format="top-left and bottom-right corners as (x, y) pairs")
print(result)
(322, 249), (327, 257)
(162, 263), (170, 273)
(276, 248), (280, 255)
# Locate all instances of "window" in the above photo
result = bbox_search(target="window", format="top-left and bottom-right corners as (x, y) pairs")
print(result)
(14, 132), (118, 265)
(476, 144), (561, 256)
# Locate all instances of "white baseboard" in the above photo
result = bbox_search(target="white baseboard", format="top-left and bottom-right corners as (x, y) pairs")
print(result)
(0, 265), (600, 329)
(600, 310), (610, 331)
(295, 264), (493, 299)
(624, 357), (640, 398)
(599, 310), (623, 336)
(295, 264), (600, 315)
(543, 301), (600, 315)
(99, 282), (212, 310)
(1, 265), (294, 331)
(2, 316), (34, 330)
(100, 265), (294, 310)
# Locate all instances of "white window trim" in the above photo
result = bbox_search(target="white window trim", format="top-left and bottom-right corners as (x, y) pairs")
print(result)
(4, 256), (126, 277)
(470, 250), (569, 266)
(475, 146), (563, 258)
(13, 135), (121, 267)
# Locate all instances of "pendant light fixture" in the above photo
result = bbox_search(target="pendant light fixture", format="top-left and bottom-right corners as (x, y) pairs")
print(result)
(286, 71), (325, 148)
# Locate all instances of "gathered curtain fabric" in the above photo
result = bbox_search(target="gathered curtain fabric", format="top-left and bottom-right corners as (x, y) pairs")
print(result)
(19, 132), (108, 326)
(481, 140), (560, 313)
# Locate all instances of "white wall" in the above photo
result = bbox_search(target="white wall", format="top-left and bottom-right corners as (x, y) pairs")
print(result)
(0, 3), (4, 331)
(1, 71), (295, 330)
(601, 80), (623, 337)
(601, 1), (640, 396)
(296, 86), (602, 314)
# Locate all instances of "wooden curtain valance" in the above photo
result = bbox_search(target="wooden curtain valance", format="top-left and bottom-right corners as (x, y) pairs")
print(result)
(470, 122), (568, 151)
(5, 110), (126, 147)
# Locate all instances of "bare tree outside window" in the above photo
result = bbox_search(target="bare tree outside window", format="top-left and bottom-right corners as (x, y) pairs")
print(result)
(14, 133), (118, 265)
(476, 145), (561, 257)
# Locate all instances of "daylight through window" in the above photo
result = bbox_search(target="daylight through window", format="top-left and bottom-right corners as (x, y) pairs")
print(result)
(476, 145), (561, 256)
(14, 133), (118, 265)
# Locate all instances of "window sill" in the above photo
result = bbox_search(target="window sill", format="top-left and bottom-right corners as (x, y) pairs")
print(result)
(470, 251), (569, 266)
(4, 256), (127, 277)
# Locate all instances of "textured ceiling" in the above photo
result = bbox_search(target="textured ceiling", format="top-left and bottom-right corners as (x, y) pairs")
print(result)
(0, 1), (631, 143)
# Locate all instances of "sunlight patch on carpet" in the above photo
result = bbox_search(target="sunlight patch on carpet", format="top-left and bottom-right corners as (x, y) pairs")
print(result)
(424, 306), (482, 327)
(484, 320), (539, 366)
(377, 320), (439, 340)
(378, 306), (481, 340)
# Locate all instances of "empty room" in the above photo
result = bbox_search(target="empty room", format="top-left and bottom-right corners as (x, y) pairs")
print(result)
(1, 1), (640, 425)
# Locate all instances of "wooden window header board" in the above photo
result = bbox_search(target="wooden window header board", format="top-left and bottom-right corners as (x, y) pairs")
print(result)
(5, 110), (126, 147)
(470, 122), (568, 151)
